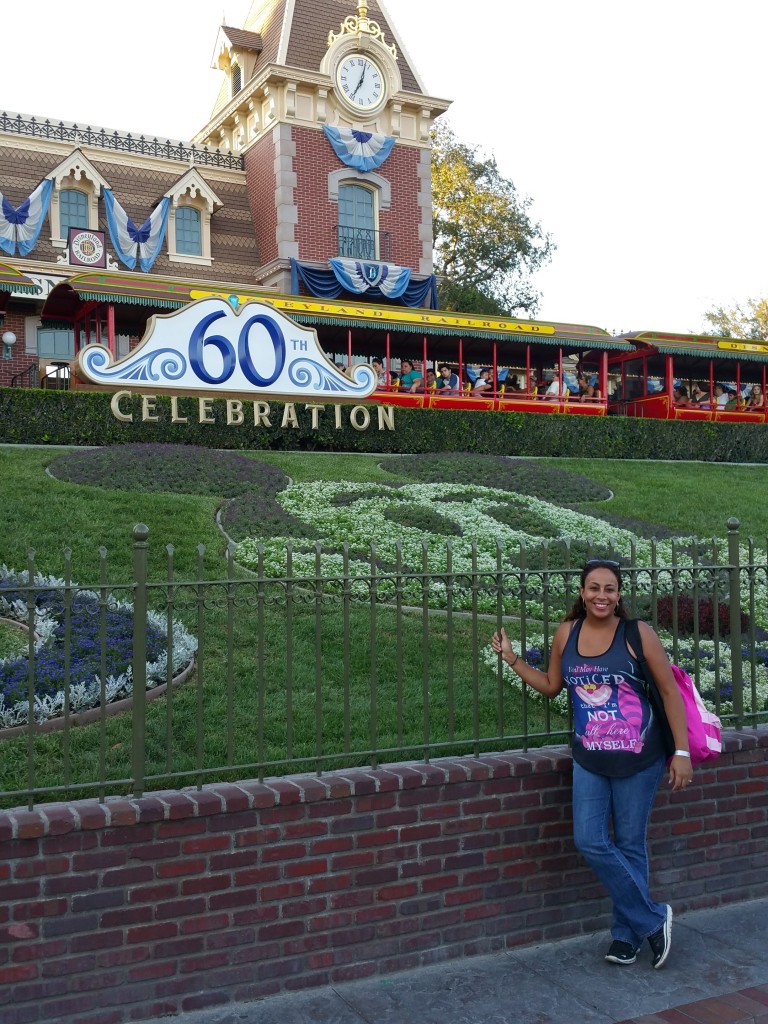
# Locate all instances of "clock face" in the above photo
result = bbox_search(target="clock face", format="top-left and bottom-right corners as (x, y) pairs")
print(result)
(336, 54), (386, 111)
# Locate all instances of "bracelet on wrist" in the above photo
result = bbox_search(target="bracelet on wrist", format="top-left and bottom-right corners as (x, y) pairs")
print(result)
(673, 749), (691, 759)
(509, 652), (519, 667)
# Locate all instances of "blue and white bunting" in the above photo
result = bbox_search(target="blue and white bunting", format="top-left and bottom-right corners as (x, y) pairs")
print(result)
(322, 126), (395, 172)
(104, 188), (170, 272)
(0, 178), (53, 256)
(329, 257), (411, 298)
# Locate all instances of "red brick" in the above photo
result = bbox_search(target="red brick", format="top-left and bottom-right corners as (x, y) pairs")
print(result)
(0, 963), (38, 983)
(156, 858), (206, 878)
(182, 835), (231, 855)
(12, 899), (67, 920)
(127, 922), (177, 943)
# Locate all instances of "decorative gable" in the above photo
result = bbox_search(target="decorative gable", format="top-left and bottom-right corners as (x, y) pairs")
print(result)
(47, 149), (111, 247)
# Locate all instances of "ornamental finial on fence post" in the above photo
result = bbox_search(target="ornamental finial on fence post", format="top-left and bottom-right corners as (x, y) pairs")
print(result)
(726, 517), (744, 729)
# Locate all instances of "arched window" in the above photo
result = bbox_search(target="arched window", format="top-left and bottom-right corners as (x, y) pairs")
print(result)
(338, 183), (378, 260)
(231, 62), (242, 97)
(60, 189), (88, 237)
(175, 207), (202, 256)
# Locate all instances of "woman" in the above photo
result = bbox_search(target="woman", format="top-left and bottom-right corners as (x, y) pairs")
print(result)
(673, 384), (690, 407)
(492, 559), (692, 969)
(398, 359), (423, 393)
(689, 382), (710, 409)
(745, 384), (764, 409)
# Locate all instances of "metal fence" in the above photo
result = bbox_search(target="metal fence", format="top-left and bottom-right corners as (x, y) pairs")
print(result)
(1, 521), (766, 809)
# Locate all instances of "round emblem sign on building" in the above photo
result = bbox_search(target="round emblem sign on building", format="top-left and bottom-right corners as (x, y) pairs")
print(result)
(68, 228), (107, 268)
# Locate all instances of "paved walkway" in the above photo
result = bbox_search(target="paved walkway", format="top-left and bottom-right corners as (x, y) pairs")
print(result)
(144, 897), (768, 1024)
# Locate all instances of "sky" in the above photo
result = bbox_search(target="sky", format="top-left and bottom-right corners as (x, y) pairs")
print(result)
(2, 0), (766, 335)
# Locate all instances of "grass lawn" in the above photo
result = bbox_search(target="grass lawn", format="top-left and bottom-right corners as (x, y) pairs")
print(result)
(1, 445), (765, 806)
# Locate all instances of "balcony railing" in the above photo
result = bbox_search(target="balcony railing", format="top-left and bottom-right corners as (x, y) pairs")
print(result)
(0, 111), (243, 170)
(334, 225), (392, 262)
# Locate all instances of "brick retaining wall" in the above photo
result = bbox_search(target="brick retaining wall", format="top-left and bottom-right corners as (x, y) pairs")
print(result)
(1, 729), (766, 1024)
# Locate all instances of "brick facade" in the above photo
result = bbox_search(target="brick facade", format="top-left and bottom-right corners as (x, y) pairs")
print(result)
(293, 125), (424, 269)
(0, 309), (29, 389)
(0, 729), (766, 1024)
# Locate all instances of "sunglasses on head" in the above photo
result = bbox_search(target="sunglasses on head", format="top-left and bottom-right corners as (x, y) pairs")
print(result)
(585, 559), (621, 569)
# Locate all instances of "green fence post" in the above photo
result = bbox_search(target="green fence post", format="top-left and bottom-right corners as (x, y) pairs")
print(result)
(726, 517), (744, 730)
(132, 523), (149, 798)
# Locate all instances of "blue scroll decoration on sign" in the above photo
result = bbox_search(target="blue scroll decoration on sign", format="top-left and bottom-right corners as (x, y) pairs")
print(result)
(322, 126), (395, 172)
(104, 189), (170, 272)
(0, 178), (53, 256)
(329, 257), (411, 299)
(80, 344), (187, 383)
(289, 359), (375, 394)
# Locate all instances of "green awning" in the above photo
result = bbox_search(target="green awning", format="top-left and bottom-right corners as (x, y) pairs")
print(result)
(0, 261), (38, 294)
(629, 332), (768, 364)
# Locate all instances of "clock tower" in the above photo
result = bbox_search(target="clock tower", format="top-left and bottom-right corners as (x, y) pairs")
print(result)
(193, 0), (450, 297)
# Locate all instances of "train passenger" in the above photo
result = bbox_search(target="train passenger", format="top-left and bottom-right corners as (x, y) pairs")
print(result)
(473, 368), (493, 392)
(689, 382), (710, 408)
(745, 384), (764, 409)
(508, 374), (524, 392)
(673, 385), (690, 407)
(586, 376), (602, 401)
(399, 359), (423, 393)
(714, 384), (729, 409)
(543, 373), (563, 399)
(371, 358), (388, 387)
(438, 363), (460, 393)
(425, 369), (438, 390)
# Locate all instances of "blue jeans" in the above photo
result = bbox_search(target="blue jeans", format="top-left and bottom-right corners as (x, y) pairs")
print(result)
(572, 758), (667, 947)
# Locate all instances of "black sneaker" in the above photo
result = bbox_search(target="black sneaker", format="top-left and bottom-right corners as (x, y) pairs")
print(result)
(605, 940), (638, 965)
(648, 905), (673, 969)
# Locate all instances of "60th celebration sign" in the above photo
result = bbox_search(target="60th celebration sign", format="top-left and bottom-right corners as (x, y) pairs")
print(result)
(76, 297), (377, 400)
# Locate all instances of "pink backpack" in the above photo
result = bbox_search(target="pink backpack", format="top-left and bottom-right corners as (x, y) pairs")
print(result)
(669, 663), (723, 765)
(626, 619), (723, 766)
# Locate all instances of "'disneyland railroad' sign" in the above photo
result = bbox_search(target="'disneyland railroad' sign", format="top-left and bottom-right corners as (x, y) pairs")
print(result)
(76, 298), (377, 401)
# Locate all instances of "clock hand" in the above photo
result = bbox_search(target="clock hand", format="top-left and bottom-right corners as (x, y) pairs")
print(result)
(350, 62), (368, 99)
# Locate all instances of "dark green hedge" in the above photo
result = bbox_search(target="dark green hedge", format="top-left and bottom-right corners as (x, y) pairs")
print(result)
(2, 386), (767, 462)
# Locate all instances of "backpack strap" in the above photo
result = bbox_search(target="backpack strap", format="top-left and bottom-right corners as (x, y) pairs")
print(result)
(625, 617), (675, 756)
(624, 617), (645, 664)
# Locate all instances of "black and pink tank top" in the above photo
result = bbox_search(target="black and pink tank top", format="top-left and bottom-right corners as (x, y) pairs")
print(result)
(562, 618), (665, 776)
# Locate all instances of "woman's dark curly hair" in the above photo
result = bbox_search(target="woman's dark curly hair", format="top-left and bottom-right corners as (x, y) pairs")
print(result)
(566, 560), (628, 621)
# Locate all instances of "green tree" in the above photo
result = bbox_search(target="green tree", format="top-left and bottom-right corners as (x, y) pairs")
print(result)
(703, 298), (768, 339)
(431, 121), (554, 316)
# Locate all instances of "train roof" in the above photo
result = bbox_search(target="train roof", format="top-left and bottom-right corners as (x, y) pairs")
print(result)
(44, 270), (631, 350)
(615, 330), (768, 363)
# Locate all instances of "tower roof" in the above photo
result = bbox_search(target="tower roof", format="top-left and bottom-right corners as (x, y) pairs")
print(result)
(241, 0), (423, 93)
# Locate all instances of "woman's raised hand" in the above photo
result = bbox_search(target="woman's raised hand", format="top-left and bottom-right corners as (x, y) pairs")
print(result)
(491, 627), (515, 661)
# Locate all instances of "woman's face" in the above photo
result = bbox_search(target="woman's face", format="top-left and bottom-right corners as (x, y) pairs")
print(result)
(753, 386), (762, 396)
(401, 361), (412, 373)
(580, 568), (621, 619)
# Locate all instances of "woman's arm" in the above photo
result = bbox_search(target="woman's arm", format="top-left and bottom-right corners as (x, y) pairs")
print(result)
(635, 621), (694, 791)
(491, 622), (568, 698)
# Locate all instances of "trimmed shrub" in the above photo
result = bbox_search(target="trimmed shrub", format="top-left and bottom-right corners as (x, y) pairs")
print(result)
(656, 594), (750, 637)
(4, 386), (768, 463)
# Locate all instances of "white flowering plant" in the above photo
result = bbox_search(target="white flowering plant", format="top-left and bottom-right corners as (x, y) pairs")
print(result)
(234, 481), (768, 717)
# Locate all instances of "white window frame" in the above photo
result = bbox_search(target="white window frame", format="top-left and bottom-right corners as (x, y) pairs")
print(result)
(165, 169), (222, 267)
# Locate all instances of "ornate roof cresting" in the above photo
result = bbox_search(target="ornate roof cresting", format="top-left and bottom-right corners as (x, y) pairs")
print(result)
(327, 1), (397, 58)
